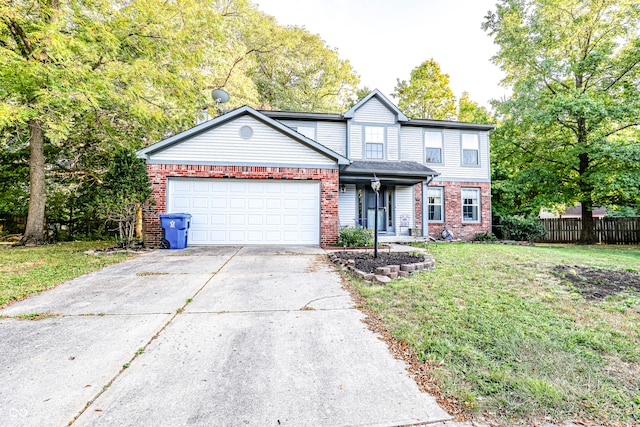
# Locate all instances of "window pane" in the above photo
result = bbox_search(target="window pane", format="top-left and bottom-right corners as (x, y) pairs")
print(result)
(424, 131), (442, 148)
(427, 187), (444, 222)
(462, 188), (480, 222)
(366, 143), (383, 159)
(295, 126), (315, 139)
(426, 148), (441, 163)
(463, 149), (478, 165)
(462, 133), (479, 150)
(365, 126), (384, 143)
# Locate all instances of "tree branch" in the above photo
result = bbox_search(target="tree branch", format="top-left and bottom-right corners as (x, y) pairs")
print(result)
(603, 123), (639, 138)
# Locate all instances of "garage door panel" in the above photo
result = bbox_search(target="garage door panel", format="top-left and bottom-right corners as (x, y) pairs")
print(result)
(210, 214), (226, 225)
(266, 199), (281, 209)
(168, 178), (319, 245)
(248, 215), (263, 225)
(192, 197), (208, 208)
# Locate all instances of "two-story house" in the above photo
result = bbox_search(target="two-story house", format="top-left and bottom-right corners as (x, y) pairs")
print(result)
(137, 90), (493, 246)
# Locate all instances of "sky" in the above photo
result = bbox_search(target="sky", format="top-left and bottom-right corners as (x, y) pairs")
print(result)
(252, 0), (507, 108)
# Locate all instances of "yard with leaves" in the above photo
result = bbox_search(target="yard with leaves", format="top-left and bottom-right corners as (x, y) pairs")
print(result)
(0, 242), (136, 307)
(350, 243), (640, 425)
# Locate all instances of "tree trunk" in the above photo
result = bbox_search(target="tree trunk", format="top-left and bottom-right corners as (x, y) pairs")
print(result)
(579, 200), (596, 244)
(16, 119), (47, 246)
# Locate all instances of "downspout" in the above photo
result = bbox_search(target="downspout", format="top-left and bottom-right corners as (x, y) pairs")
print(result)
(345, 119), (351, 159)
(423, 175), (436, 239)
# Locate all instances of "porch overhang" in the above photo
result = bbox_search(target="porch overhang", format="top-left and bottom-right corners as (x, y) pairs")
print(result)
(339, 161), (439, 186)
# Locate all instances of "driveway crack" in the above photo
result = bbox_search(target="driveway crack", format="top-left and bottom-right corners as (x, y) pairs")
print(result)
(68, 246), (242, 425)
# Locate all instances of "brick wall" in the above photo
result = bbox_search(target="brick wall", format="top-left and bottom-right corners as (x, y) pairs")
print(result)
(425, 180), (491, 241)
(144, 164), (340, 247)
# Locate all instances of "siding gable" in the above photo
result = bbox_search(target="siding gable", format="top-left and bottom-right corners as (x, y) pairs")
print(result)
(353, 97), (396, 124)
(148, 115), (336, 167)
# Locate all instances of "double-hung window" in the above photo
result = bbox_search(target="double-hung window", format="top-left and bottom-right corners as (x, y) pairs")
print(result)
(426, 187), (444, 222)
(365, 126), (385, 159)
(424, 130), (443, 164)
(290, 125), (316, 140)
(462, 133), (480, 166)
(462, 188), (480, 222)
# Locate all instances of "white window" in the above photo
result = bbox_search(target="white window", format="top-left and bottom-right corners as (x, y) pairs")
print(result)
(462, 133), (480, 166)
(462, 188), (480, 222)
(427, 187), (444, 222)
(424, 130), (443, 163)
(291, 125), (316, 140)
(365, 126), (385, 159)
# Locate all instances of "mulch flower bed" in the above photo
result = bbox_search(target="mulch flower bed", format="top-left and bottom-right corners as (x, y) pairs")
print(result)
(328, 250), (435, 283)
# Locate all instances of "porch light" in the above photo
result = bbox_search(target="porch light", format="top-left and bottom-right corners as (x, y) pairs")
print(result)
(371, 175), (380, 258)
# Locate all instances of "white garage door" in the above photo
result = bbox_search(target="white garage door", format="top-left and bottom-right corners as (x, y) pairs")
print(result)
(167, 178), (320, 245)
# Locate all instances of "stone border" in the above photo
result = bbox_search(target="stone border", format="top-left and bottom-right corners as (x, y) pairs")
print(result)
(328, 252), (436, 285)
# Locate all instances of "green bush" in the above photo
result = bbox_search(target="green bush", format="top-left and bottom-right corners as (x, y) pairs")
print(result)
(498, 215), (546, 241)
(474, 231), (498, 242)
(338, 226), (373, 247)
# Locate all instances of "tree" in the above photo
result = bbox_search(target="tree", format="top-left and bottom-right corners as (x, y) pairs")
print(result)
(457, 92), (494, 124)
(392, 59), (457, 120)
(96, 149), (153, 248)
(249, 25), (360, 113)
(483, 0), (640, 243)
(0, 0), (227, 245)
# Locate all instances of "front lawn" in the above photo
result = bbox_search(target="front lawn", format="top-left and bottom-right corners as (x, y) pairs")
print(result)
(352, 243), (640, 425)
(0, 241), (137, 307)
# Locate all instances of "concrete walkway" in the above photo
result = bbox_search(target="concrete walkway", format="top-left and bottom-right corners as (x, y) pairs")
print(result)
(0, 246), (451, 426)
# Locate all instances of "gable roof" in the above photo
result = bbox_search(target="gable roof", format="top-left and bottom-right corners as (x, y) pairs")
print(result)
(136, 105), (350, 165)
(343, 89), (409, 122)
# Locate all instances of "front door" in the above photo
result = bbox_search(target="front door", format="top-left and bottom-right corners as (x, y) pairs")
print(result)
(359, 186), (394, 233)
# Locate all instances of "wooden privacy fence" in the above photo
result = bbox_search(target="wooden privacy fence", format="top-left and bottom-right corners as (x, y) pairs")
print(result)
(538, 217), (640, 244)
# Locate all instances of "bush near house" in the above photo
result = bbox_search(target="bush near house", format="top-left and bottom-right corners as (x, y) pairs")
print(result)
(337, 226), (373, 248)
(496, 215), (546, 241)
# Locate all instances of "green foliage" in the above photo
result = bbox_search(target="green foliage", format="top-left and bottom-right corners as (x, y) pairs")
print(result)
(95, 149), (152, 248)
(393, 59), (457, 120)
(483, 0), (640, 242)
(337, 226), (373, 248)
(457, 92), (495, 124)
(497, 215), (546, 241)
(607, 206), (640, 218)
(0, 0), (360, 244)
(0, 242), (135, 306)
(249, 25), (359, 113)
(473, 232), (498, 242)
(354, 243), (640, 423)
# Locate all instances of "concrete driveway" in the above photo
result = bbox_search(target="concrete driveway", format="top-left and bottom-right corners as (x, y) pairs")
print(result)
(0, 246), (451, 426)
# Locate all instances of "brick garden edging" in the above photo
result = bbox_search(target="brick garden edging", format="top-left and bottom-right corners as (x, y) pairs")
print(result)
(328, 252), (436, 285)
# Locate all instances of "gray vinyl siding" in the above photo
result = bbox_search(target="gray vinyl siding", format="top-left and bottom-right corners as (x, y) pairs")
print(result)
(353, 98), (396, 124)
(399, 127), (423, 162)
(395, 186), (414, 236)
(338, 184), (357, 227)
(317, 122), (347, 156)
(399, 127), (490, 181)
(436, 129), (490, 180)
(350, 124), (363, 159)
(148, 115), (335, 166)
(387, 126), (399, 161)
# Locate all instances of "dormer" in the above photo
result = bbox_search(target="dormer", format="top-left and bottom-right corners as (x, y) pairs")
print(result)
(344, 89), (406, 161)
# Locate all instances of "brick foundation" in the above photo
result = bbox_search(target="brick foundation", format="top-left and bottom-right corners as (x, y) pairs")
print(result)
(423, 180), (492, 241)
(144, 164), (339, 247)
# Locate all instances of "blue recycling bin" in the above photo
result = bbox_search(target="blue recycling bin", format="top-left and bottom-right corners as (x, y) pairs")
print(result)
(158, 213), (192, 249)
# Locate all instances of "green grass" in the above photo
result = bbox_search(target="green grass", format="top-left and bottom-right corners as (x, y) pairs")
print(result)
(353, 243), (640, 425)
(0, 241), (137, 307)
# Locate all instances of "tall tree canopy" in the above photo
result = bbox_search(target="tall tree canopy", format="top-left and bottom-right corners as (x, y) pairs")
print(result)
(457, 92), (494, 124)
(392, 59), (457, 120)
(484, 0), (640, 243)
(0, 0), (359, 245)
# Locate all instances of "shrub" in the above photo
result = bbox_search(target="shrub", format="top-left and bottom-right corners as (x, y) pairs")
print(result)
(498, 215), (546, 241)
(338, 226), (373, 247)
(474, 231), (498, 242)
